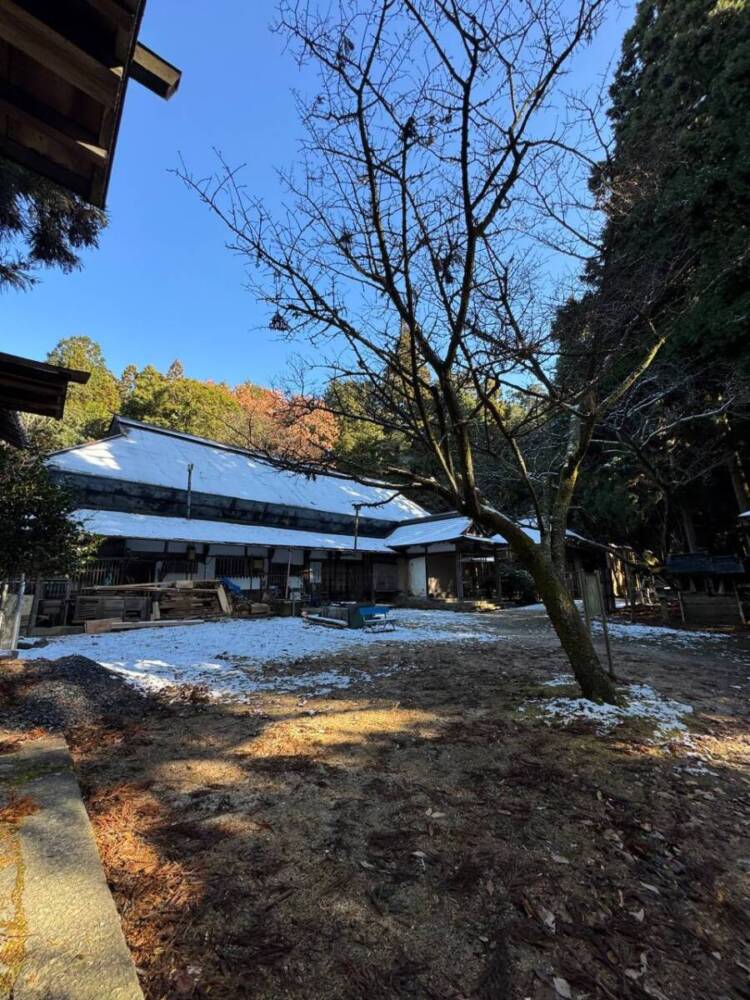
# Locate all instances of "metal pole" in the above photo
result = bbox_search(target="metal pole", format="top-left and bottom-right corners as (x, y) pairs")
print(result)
(353, 503), (362, 552)
(186, 463), (194, 519)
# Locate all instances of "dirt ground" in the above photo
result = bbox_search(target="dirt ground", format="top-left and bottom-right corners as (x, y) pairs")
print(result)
(2, 611), (750, 1000)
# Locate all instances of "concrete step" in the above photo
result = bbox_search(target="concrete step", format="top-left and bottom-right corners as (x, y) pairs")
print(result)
(0, 735), (143, 999)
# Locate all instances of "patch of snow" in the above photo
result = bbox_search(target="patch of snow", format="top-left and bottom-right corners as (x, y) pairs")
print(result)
(593, 620), (730, 645)
(18, 609), (501, 701)
(526, 682), (693, 736)
(542, 674), (574, 687)
(386, 516), (472, 547)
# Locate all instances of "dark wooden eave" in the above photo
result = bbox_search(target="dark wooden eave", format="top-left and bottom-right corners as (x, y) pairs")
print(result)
(0, 0), (181, 207)
(0, 352), (90, 447)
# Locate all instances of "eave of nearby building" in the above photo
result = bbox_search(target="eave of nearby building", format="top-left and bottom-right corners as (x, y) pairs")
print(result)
(75, 508), (395, 554)
(0, 351), (90, 447)
(0, 350), (90, 418)
(386, 515), (476, 548)
(0, 0), (181, 208)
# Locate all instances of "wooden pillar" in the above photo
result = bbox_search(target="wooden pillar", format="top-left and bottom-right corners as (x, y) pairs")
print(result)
(680, 505), (698, 553)
(494, 549), (502, 601)
(285, 548), (292, 599)
(302, 549), (311, 600)
(728, 454), (750, 511)
(28, 577), (42, 635)
(455, 546), (464, 600)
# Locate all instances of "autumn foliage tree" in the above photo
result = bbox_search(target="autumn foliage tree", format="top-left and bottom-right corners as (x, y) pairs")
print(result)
(231, 382), (338, 459)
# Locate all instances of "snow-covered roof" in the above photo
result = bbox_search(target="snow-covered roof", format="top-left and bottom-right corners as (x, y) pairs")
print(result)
(75, 508), (392, 554)
(740, 510), (750, 519)
(386, 516), (474, 547)
(51, 418), (427, 523)
(490, 524), (541, 545)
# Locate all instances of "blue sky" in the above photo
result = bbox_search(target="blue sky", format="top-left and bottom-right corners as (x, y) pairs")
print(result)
(1, 1), (635, 388)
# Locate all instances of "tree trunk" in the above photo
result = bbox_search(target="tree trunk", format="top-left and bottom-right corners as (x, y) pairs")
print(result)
(480, 509), (618, 703)
(528, 551), (618, 702)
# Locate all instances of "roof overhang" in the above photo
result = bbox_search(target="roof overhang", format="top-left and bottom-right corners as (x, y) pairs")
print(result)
(0, 351), (91, 447)
(75, 508), (395, 555)
(0, 0), (181, 207)
(0, 350), (90, 419)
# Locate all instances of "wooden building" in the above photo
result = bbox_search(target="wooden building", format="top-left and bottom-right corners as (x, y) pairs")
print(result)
(45, 417), (514, 603)
(44, 417), (612, 607)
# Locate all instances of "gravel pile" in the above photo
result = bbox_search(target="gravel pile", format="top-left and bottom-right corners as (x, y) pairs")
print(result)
(3, 655), (158, 731)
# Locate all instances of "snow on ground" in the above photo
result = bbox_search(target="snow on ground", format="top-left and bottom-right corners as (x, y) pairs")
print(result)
(592, 620), (730, 645)
(19, 609), (501, 701)
(526, 676), (693, 736)
(521, 603), (730, 646)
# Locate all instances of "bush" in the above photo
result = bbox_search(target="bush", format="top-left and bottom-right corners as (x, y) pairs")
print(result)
(498, 564), (537, 604)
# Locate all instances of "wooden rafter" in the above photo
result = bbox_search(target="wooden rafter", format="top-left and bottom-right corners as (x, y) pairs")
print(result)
(0, 1), (123, 105)
(0, 0), (180, 208)
(131, 43), (180, 100)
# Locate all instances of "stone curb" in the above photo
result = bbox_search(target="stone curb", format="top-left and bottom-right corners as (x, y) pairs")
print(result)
(0, 736), (143, 999)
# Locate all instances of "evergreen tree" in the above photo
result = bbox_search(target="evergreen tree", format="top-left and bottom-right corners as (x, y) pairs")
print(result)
(0, 158), (105, 291)
(590, 0), (750, 366)
(0, 445), (92, 579)
(566, 0), (750, 553)
(120, 364), (243, 441)
(23, 336), (120, 450)
(45, 336), (120, 448)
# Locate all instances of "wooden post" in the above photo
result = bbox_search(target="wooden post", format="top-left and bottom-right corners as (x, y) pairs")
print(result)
(494, 548), (502, 602)
(735, 586), (746, 625)
(285, 549), (292, 600)
(455, 547), (464, 600)
(624, 561), (636, 622)
(577, 565), (592, 636)
(595, 571), (615, 679)
(28, 576), (42, 634)
(63, 578), (72, 627)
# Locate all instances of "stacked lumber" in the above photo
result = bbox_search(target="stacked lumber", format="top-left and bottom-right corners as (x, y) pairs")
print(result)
(77, 580), (232, 631)
(74, 594), (150, 625)
(157, 587), (227, 621)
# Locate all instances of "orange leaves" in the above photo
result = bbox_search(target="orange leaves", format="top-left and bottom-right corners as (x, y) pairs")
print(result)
(231, 381), (338, 460)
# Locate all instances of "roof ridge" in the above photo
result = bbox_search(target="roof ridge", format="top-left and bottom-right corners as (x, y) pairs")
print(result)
(113, 415), (265, 460)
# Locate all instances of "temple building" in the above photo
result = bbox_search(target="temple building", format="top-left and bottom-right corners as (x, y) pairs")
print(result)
(48, 417), (526, 603)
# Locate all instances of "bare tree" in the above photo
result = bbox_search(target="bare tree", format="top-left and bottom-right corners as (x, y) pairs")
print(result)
(179, 0), (692, 702)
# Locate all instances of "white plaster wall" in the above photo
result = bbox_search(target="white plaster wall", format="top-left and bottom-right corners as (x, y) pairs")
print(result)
(407, 555), (427, 597)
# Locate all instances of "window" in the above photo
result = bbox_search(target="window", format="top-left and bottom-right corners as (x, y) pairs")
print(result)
(215, 556), (265, 577)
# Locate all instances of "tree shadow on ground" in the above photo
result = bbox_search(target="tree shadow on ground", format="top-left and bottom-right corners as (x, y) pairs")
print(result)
(2, 639), (750, 1000)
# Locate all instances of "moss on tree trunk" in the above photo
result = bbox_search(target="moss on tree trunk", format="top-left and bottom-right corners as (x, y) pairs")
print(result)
(517, 542), (617, 703)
